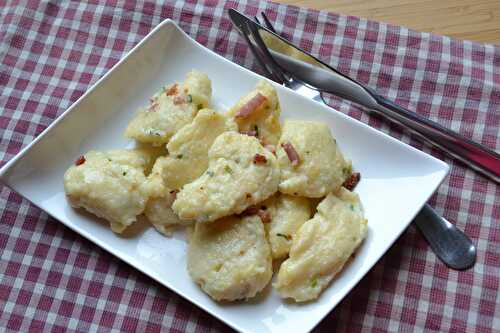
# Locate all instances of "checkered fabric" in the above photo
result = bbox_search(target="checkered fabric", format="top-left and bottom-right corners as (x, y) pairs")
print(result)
(1, 0), (498, 332)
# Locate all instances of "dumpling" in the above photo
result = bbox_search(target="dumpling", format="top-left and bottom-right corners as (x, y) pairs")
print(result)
(63, 149), (151, 233)
(125, 70), (211, 146)
(172, 132), (280, 223)
(162, 109), (237, 189)
(187, 215), (272, 301)
(262, 193), (313, 259)
(142, 156), (184, 235)
(277, 120), (350, 198)
(226, 80), (281, 146)
(275, 188), (368, 302)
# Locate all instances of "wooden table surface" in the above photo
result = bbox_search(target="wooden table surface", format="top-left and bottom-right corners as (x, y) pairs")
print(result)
(276, 0), (500, 45)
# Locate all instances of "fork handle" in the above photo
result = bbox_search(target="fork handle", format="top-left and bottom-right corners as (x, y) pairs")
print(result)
(373, 94), (500, 183)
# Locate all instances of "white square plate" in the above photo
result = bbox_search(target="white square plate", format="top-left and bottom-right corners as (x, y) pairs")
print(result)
(0, 20), (448, 333)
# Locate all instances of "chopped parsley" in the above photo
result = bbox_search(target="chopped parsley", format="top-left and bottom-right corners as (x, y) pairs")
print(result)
(311, 277), (318, 288)
(122, 172), (127, 176)
(186, 94), (193, 103)
(224, 165), (233, 174)
(176, 154), (183, 159)
(276, 233), (291, 241)
(206, 170), (214, 177)
(349, 204), (355, 211)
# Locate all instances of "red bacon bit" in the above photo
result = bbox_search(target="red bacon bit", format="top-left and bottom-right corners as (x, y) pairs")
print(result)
(165, 84), (178, 96)
(235, 93), (267, 119)
(75, 156), (85, 166)
(343, 172), (361, 191)
(253, 154), (267, 164)
(147, 101), (159, 112)
(241, 205), (259, 216)
(173, 95), (186, 105)
(169, 189), (179, 199)
(281, 142), (300, 166)
(240, 130), (257, 137)
(257, 209), (271, 223)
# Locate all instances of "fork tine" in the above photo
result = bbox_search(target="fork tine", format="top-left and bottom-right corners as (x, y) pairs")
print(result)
(260, 12), (277, 33)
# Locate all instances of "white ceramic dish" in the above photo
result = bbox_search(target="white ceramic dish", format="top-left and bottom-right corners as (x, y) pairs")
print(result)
(0, 20), (449, 333)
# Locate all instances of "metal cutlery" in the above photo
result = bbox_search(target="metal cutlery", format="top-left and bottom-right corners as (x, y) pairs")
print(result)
(228, 8), (480, 270)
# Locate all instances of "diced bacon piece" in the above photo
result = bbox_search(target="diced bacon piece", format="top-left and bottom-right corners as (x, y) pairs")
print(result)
(241, 205), (259, 216)
(342, 172), (361, 191)
(257, 209), (271, 223)
(235, 93), (267, 119)
(169, 189), (179, 199)
(165, 84), (178, 96)
(240, 130), (257, 137)
(281, 142), (300, 166)
(75, 156), (85, 166)
(253, 154), (267, 164)
(173, 95), (186, 105)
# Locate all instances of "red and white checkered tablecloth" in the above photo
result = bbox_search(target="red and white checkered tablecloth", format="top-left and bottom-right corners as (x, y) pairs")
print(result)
(0, 1), (498, 332)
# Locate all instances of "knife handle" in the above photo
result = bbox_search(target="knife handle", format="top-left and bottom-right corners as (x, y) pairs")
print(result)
(373, 94), (500, 183)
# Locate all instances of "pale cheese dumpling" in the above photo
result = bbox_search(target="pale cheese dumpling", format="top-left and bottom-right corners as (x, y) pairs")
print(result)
(187, 215), (273, 301)
(64, 150), (151, 233)
(125, 70), (211, 146)
(227, 80), (281, 146)
(262, 193), (313, 259)
(162, 109), (237, 189)
(275, 188), (368, 302)
(142, 156), (184, 235)
(277, 120), (350, 198)
(172, 132), (280, 223)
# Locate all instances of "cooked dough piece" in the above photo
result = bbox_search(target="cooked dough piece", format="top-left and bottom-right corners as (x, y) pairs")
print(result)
(172, 132), (280, 223)
(187, 215), (273, 301)
(275, 188), (368, 302)
(162, 109), (237, 189)
(125, 70), (211, 146)
(227, 80), (281, 146)
(64, 150), (150, 233)
(142, 157), (184, 235)
(262, 193), (313, 259)
(277, 120), (350, 198)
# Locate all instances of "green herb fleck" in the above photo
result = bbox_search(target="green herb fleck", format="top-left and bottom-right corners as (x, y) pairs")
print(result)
(276, 233), (291, 241)
(176, 154), (183, 159)
(224, 165), (233, 174)
(186, 94), (192, 103)
(122, 172), (127, 176)
(349, 204), (355, 211)
(342, 165), (352, 176)
(107, 158), (112, 162)
(207, 170), (214, 177)
(197, 103), (203, 110)
(311, 277), (318, 288)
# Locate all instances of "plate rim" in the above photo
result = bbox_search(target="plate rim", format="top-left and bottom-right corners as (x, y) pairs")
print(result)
(0, 18), (450, 333)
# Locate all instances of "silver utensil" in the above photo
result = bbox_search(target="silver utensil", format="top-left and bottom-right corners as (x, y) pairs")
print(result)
(228, 9), (478, 270)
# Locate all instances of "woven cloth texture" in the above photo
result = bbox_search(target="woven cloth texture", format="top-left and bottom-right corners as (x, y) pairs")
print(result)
(0, 1), (499, 332)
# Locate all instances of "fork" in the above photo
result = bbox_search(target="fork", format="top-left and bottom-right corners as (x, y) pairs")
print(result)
(233, 10), (477, 270)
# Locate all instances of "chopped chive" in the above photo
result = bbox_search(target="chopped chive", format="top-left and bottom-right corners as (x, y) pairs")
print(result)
(122, 172), (127, 176)
(276, 233), (291, 241)
(311, 277), (318, 288)
(207, 170), (214, 177)
(349, 204), (355, 211)
(186, 94), (192, 103)
(224, 165), (233, 174)
(176, 154), (183, 159)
